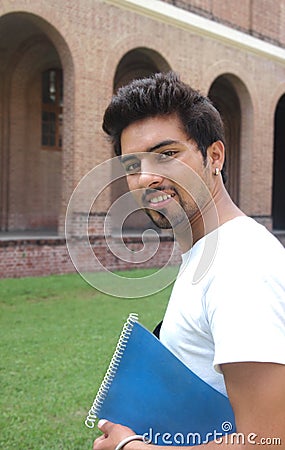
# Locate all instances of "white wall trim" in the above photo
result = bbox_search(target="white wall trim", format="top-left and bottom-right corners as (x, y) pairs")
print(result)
(104, 0), (285, 64)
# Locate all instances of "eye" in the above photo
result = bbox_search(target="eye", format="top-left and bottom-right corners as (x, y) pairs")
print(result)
(124, 160), (141, 174)
(158, 150), (177, 160)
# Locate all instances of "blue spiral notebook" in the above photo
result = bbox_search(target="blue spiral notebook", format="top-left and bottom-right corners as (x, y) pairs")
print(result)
(85, 314), (236, 446)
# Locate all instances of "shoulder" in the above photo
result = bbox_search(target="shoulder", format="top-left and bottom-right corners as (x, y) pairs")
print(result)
(205, 216), (285, 318)
(214, 216), (285, 268)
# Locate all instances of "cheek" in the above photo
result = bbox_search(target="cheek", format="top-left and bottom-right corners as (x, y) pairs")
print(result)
(125, 176), (142, 202)
(125, 175), (136, 191)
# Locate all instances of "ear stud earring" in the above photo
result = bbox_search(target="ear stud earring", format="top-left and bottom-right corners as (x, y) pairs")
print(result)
(214, 167), (220, 176)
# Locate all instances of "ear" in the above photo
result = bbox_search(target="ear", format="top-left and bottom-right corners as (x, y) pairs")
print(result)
(207, 140), (225, 172)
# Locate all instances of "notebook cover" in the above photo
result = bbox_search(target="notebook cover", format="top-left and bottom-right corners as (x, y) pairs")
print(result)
(86, 316), (236, 446)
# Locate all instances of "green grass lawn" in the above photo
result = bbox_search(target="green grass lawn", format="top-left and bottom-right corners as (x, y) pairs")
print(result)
(0, 271), (171, 450)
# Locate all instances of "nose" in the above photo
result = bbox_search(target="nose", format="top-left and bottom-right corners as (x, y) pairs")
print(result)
(137, 158), (164, 189)
(138, 171), (164, 189)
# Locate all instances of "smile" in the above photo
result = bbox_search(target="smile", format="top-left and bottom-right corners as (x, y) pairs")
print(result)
(148, 192), (175, 205)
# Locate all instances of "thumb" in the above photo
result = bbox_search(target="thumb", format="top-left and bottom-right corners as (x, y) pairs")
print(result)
(98, 419), (113, 433)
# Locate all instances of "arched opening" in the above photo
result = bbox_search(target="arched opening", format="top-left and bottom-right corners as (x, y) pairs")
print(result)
(272, 94), (285, 230)
(111, 48), (171, 235)
(0, 12), (74, 234)
(208, 76), (241, 205)
(114, 47), (170, 92)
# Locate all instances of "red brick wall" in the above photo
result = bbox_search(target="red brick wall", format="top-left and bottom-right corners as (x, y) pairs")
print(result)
(251, 0), (283, 44)
(163, 0), (285, 46)
(0, 236), (181, 279)
(1, 238), (73, 278)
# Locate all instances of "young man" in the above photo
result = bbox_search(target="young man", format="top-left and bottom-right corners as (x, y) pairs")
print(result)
(93, 72), (285, 449)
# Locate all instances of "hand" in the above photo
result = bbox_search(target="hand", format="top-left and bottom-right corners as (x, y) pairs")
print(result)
(93, 420), (136, 450)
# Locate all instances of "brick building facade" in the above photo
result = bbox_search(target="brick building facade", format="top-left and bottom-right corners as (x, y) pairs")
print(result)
(0, 0), (285, 278)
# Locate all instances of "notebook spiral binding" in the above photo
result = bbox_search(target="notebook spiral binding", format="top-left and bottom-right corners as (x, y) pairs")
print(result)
(85, 313), (139, 429)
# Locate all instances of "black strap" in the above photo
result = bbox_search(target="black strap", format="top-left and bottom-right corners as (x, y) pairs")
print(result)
(153, 320), (163, 339)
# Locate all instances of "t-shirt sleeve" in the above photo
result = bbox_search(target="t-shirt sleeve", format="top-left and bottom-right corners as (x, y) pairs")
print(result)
(206, 253), (285, 373)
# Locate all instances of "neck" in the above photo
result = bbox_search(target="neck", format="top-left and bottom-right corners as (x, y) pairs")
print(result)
(175, 185), (245, 253)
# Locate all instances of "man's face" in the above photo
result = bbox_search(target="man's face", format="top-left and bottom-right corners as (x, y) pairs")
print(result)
(120, 114), (214, 230)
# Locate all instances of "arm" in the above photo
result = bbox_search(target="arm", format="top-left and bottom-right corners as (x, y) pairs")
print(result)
(220, 361), (285, 445)
(93, 361), (285, 450)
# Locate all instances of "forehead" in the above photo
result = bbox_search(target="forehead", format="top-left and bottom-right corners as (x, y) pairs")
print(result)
(120, 114), (188, 155)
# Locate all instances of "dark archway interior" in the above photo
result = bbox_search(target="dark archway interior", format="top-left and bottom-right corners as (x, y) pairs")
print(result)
(272, 95), (285, 230)
(208, 76), (241, 205)
(0, 13), (63, 232)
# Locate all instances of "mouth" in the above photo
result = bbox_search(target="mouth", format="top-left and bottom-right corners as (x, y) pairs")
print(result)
(146, 190), (176, 208)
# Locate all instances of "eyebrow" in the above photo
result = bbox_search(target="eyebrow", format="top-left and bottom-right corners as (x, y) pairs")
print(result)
(148, 139), (181, 152)
(120, 139), (181, 164)
(120, 154), (139, 165)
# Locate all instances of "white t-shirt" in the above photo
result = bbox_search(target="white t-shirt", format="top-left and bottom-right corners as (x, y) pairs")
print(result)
(160, 216), (285, 397)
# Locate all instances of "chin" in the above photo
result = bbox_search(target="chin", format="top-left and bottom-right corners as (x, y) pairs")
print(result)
(146, 209), (187, 230)
(144, 209), (171, 229)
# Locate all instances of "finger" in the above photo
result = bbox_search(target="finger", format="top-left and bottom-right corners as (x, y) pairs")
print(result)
(94, 434), (107, 444)
(93, 433), (108, 450)
(93, 438), (104, 450)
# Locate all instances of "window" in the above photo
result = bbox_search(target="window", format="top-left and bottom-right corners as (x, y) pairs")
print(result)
(41, 69), (63, 150)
